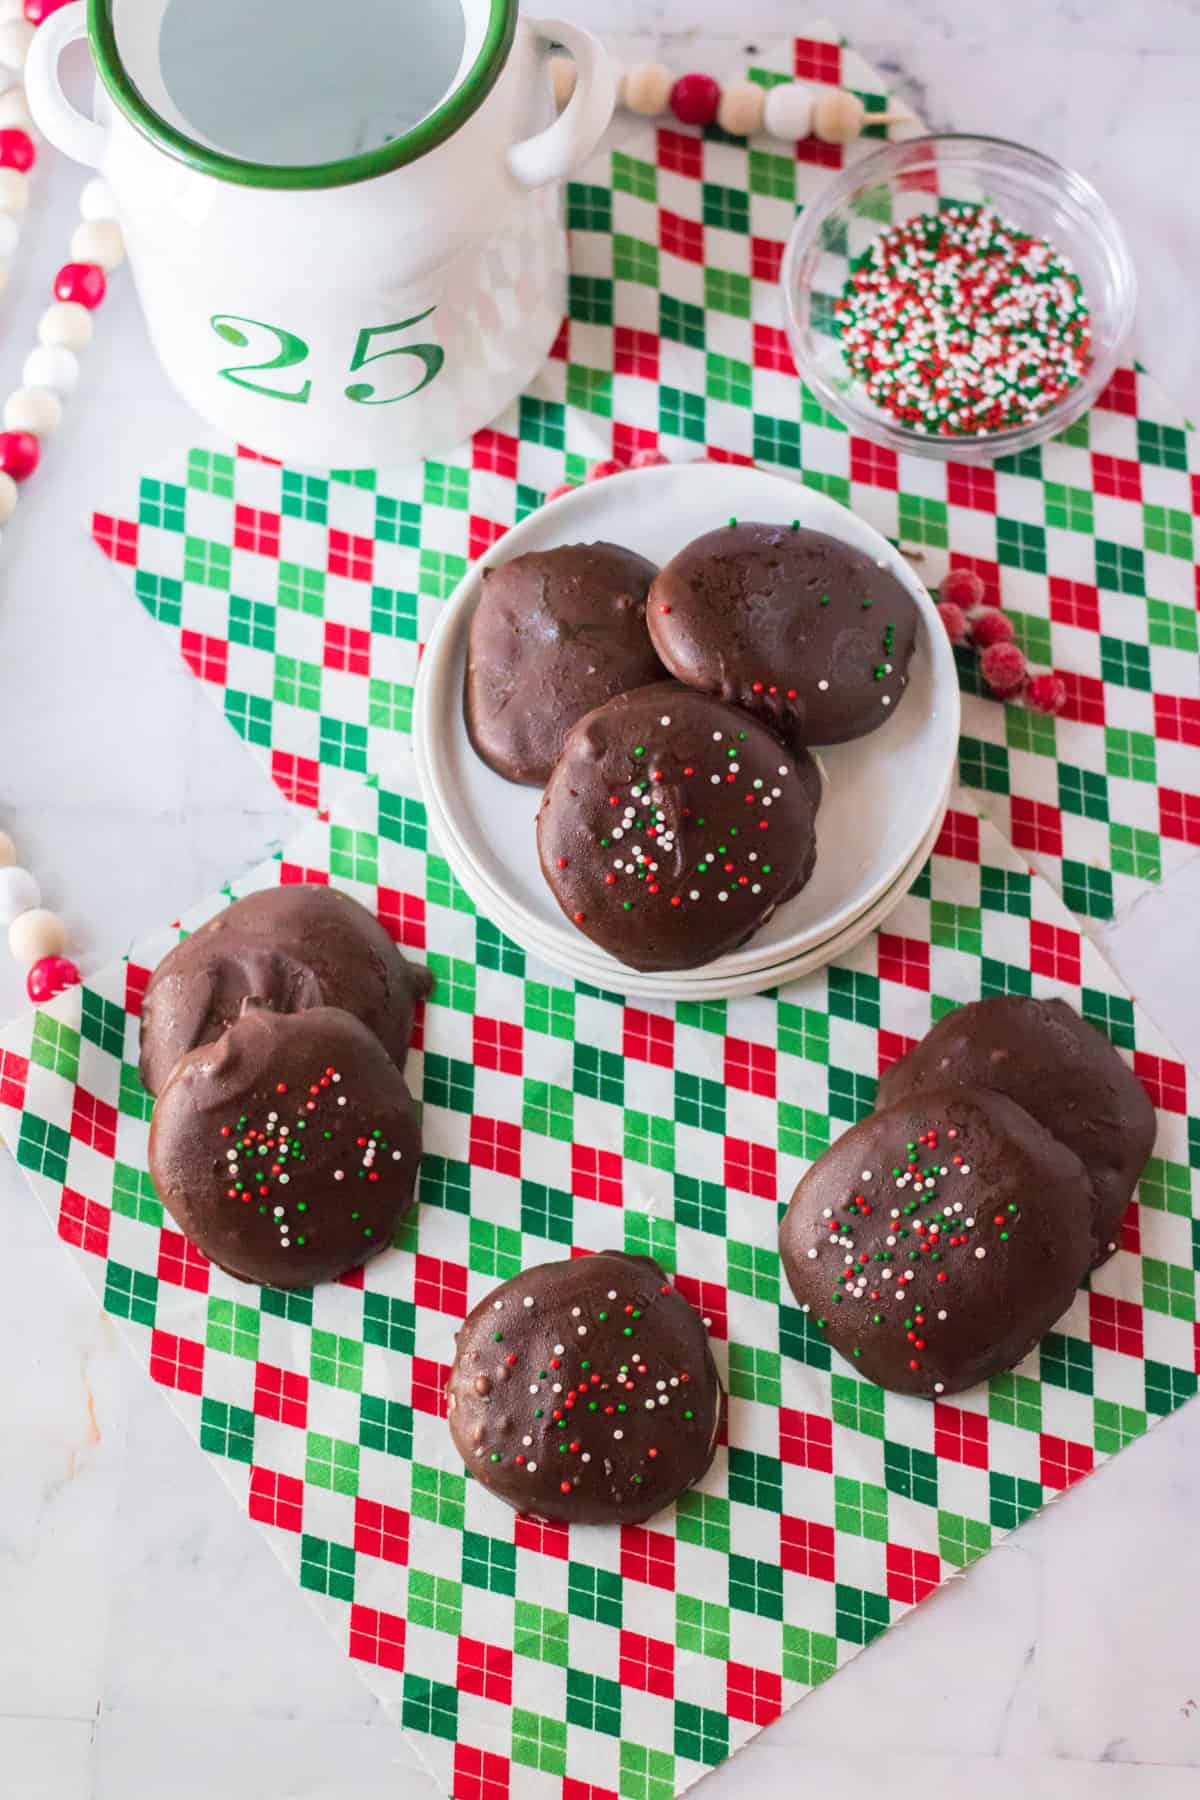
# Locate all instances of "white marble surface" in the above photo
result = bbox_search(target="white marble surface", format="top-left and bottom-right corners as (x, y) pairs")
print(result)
(1, 4), (1199, 1795)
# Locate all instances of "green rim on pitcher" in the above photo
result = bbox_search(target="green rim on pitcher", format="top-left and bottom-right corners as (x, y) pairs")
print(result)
(87, 0), (520, 190)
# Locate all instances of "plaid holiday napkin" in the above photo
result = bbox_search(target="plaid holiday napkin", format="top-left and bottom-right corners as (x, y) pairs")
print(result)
(91, 25), (1200, 936)
(1, 758), (1196, 1800)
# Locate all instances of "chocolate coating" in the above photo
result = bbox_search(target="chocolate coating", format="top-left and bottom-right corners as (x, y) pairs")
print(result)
(447, 1251), (722, 1524)
(465, 542), (665, 785)
(648, 522), (919, 747)
(149, 1005), (421, 1289)
(139, 884), (432, 1096)
(779, 1087), (1096, 1396)
(537, 683), (818, 971)
(876, 997), (1155, 1267)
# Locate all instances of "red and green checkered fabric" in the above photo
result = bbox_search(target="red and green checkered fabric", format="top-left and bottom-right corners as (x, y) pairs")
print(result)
(90, 23), (1200, 937)
(1, 756), (1196, 1799)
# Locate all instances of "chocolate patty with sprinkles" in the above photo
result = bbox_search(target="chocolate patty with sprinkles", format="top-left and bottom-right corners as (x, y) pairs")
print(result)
(779, 1087), (1095, 1397)
(647, 522), (918, 749)
(139, 883), (432, 1096)
(537, 683), (818, 971)
(877, 996), (1155, 1269)
(149, 1004), (421, 1289)
(465, 542), (664, 786)
(446, 1251), (722, 1525)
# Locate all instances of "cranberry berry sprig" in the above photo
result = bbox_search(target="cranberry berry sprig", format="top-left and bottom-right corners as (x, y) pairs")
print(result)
(936, 568), (1066, 715)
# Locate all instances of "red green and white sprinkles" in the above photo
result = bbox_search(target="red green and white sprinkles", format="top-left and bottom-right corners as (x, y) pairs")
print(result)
(582, 716), (791, 919)
(472, 1279), (709, 1492)
(801, 1122), (1021, 1390)
(219, 1066), (403, 1251)
(836, 203), (1092, 436)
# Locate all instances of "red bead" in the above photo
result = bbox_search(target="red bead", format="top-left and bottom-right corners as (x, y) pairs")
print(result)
(586, 458), (624, 482)
(670, 72), (721, 127)
(630, 447), (668, 468)
(939, 567), (986, 610)
(24, 0), (77, 19)
(0, 432), (39, 482)
(969, 609), (1014, 651)
(26, 956), (80, 1003)
(54, 263), (107, 308)
(544, 481), (576, 503)
(0, 129), (34, 173)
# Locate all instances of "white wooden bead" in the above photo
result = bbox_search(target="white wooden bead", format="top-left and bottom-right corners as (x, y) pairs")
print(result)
(622, 62), (673, 116)
(763, 81), (815, 142)
(717, 80), (766, 139)
(0, 19), (34, 71)
(0, 866), (40, 926)
(0, 470), (16, 524)
(0, 213), (19, 257)
(79, 177), (119, 223)
(70, 219), (125, 270)
(0, 63), (13, 98)
(38, 302), (94, 353)
(5, 386), (62, 436)
(9, 908), (66, 965)
(0, 167), (28, 214)
(0, 830), (15, 869)
(24, 344), (79, 395)
(813, 87), (866, 144)
(0, 0), (26, 24)
(550, 54), (576, 111)
(0, 90), (34, 132)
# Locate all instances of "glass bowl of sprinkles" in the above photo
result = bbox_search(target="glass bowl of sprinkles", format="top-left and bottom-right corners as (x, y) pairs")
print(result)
(782, 134), (1136, 462)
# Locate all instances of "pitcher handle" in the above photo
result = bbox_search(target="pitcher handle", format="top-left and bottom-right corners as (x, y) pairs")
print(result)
(25, 1), (111, 169)
(508, 18), (617, 189)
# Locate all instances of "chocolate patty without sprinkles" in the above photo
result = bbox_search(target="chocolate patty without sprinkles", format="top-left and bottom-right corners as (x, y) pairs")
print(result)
(149, 1004), (421, 1289)
(139, 883), (431, 1096)
(779, 1087), (1095, 1397)
(465, 541), (664, 785)
(877, 996), (1154, 1268)
(446, 1251), (722, 1524)
(536, 683), (818, 971)
(648, 521), (918, 749)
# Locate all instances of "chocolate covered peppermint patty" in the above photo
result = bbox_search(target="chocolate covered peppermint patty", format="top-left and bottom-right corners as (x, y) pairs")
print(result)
(447, 1251), (722, 1524)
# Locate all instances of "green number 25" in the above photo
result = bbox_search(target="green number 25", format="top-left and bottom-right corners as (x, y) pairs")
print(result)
(210, 307), (445, 407)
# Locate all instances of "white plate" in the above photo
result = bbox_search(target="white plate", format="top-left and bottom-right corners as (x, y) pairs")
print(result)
(413, 462), (959, 981)
(421, 766), (950, 1000)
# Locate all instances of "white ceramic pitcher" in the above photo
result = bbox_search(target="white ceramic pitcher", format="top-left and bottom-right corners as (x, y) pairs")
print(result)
(26, 1), (616, 468)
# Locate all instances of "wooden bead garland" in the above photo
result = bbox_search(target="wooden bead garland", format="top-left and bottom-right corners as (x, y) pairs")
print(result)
(551, 53), (913, 146)
(0, 826), (80, 1000)
(0, 0), (125, 543)
(0, 3), (101, 996)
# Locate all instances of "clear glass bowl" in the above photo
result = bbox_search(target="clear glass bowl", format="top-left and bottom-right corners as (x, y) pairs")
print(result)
(781, 134), (1137, 463)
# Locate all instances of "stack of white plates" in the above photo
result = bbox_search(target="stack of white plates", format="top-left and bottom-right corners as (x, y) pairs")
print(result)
(414, 464), (960, 1001)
